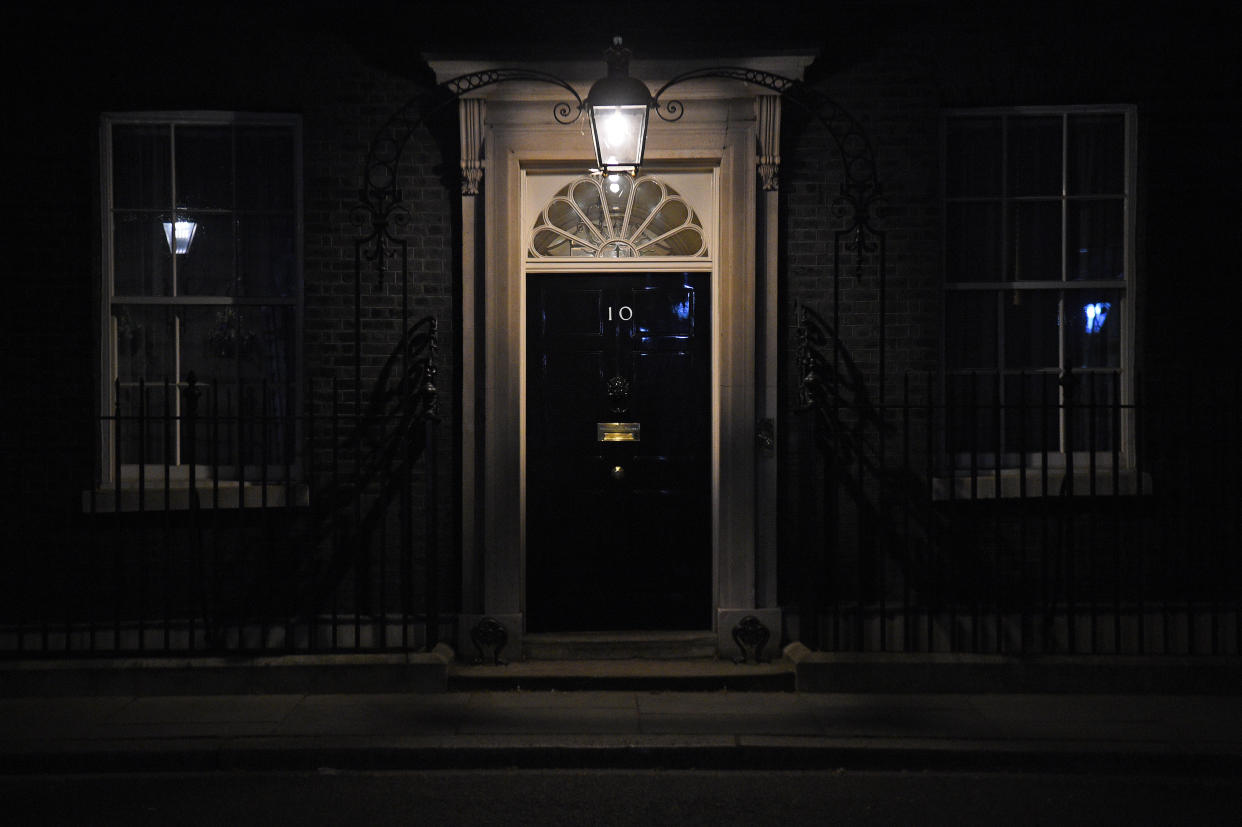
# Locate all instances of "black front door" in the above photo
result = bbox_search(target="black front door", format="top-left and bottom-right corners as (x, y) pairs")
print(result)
(527, 272), (711, 631)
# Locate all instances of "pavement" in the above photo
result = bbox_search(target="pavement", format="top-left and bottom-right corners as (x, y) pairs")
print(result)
(4, 688), (1242, 775)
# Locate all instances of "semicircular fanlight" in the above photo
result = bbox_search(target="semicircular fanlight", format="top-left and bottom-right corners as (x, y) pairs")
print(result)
(529, 174), (707, 259)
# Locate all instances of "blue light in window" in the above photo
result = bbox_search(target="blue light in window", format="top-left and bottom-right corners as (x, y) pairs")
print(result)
(162, 218), (198, 255)
(673, 298), (691, 320)
(1083, 301), (1111, 334)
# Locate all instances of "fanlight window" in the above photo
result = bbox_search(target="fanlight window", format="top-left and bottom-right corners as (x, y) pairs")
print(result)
(529, 174), (707, 258)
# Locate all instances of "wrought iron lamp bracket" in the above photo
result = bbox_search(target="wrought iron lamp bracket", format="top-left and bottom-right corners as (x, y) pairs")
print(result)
(441, 68), (586, 126)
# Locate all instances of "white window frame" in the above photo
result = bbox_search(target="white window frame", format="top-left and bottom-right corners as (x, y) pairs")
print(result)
(940, 104), (1138, 488)
(96, 111), (304, 499)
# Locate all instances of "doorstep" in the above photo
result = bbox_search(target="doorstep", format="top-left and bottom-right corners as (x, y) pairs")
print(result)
(447, 657), (796, 692)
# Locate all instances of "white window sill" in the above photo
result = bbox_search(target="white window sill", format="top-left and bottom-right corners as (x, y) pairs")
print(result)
(932, 468), (1153, 501)
(82, 481), (310, 513)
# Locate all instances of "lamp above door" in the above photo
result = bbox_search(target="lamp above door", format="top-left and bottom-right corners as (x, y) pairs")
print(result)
(585, 37), (654, 174)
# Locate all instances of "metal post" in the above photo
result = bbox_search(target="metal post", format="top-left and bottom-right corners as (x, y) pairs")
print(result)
(183, 373), (203, 651)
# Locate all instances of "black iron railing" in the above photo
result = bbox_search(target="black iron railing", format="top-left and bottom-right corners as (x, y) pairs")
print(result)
(794, 304), (1241, 655)
(3, 318), (443, 657)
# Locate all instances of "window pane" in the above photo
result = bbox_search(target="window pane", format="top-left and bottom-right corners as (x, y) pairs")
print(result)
(112, 125), (170, 210)
(115, 380), (177, 466)
(237, 306), (295, 389)
(1066, 290), (1121, 369)
(180, 306), (295, 391)
(115, 384), (179, 467)
(114, 305), (177, 465)
(947, 372), (999, 458)
(945, 117), (1002, 197)
(236, 127), (294, 210)
(1069, 114), (1124, 195)
(1004, 372), (1060, 457)
(1009, 201), (1061, 282)
(546, 200), (589, 240)
(643, 197), (689, 239)
(531, 228), (573, 257)
(644, 227), (704, 256)
(113, 212), (172, 296)
(176, 126), (233, 209)
(629, 178), (663, 230)
(946, 202), (1001, 282)
(177, 212), (236, 295)
(182, 306), (245, 382)
(180, 305), (295, 466)
(1007, 116), (1062, 196)
(241, 307), (295, 467)
(601, 172), (633, 236)
(1004, 289), (1060, 369)
(180, 306), (240, 466)
(1067, 200), (1124, 280)
(239, 213), (297, 296)
(946, 291), (997, 370)
(1066, 373), (1121, 452)
(115, 305), (177, 383)
(571, 180), (605, 231)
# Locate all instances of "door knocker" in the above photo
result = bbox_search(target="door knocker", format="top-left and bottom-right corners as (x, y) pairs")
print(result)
(606, 375), (631, 413)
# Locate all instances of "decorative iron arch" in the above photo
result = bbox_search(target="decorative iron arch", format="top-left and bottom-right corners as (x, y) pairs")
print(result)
(353, 64), (885, 289)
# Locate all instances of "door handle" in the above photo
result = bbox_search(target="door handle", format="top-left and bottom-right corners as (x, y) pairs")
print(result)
(611, 465), (626, 481)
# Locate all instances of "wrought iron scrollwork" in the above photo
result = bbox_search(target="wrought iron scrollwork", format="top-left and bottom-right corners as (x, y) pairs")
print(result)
(470, 616), (509, 665)
(552, 101), (579, 125)
(420, 317), (440, 418)
(655, 98), (684, 122)
(441, 68), (584, 124)
(732, 615), (771, 664)
(441, 67), (584, 126)
(795, 301), (886, 468)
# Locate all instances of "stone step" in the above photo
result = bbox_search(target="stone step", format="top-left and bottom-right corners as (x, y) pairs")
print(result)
(522, 630), (718, 661)
(447, 657), (795, 692)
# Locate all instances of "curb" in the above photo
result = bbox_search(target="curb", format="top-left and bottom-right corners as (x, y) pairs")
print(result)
(4, 735), (1241, 775)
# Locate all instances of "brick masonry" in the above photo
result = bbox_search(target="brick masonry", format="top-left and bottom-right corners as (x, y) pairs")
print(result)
(5, 5), (1239, 636)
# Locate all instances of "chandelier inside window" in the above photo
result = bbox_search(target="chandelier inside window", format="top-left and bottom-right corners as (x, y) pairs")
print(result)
(529, 174), (707, 259)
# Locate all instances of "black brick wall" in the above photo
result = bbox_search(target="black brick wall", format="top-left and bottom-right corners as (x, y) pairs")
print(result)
(6, 10), (460, 620)
(5, 2), (1239, 640)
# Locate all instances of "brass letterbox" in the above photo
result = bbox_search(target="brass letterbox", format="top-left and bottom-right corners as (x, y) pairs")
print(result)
(597, 422), (640, 442)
